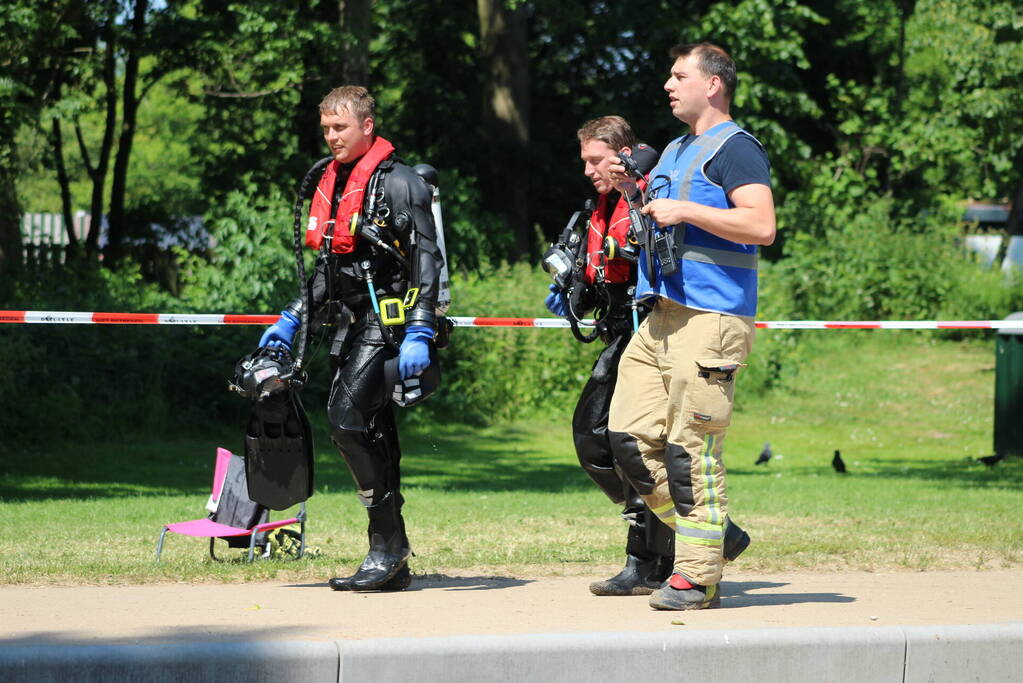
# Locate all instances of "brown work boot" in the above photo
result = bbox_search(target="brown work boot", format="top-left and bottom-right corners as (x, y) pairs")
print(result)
(648, 573), (721, 610)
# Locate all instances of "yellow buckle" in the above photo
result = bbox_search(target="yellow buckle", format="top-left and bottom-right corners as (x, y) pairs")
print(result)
(379, 298), (406, 326)
(402, 288), (419, 309)
(349, 213), (360, 235)
(604, 236), (617, 259)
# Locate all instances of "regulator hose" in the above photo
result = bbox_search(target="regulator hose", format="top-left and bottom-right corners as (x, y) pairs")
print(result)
(567, 284), (608, 344)
(292, 156), (333, 372)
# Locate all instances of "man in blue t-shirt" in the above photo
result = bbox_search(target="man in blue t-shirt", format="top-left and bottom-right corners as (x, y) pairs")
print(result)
(606, 42), (776, 611)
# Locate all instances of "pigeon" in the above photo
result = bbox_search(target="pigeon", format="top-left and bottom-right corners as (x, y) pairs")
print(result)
(755, 442), (772, 466)
(832, 450), (847, 474)
(978, 454), (1005, 467)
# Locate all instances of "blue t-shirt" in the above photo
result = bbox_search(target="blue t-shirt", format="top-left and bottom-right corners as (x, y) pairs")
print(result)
(674, 131), (772, 199)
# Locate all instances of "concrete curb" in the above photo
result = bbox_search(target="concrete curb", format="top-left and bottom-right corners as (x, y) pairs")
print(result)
(903, 623), (1023, 683)
(2, 623), (1021, 682)
(340, 627), (904, 681)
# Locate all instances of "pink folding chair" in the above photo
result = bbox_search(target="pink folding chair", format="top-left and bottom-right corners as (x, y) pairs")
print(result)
(155, 447), (307, 562)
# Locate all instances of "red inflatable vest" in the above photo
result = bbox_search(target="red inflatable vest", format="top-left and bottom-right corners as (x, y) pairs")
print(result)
(305, 136), (395, 253)
(583, 180), (646, 284)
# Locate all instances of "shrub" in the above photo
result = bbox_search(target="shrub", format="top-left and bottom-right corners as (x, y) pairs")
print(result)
(412, 262), (600, 425)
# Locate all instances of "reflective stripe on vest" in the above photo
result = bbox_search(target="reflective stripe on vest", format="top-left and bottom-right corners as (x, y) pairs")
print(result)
(638, 121), (760, 317)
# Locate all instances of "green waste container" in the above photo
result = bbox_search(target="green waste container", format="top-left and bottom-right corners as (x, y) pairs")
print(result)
(995, 312), (1023, 457)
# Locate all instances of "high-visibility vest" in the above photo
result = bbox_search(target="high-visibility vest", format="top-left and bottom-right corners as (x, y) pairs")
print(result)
(637, 121), (761, 318)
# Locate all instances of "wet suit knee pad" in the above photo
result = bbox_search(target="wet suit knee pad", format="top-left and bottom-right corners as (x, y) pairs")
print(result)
(608, 430), (657, 496)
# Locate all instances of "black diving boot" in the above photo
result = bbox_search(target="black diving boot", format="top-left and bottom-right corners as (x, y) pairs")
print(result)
(590, 499), (665, 596)
(327, 531), (411, 591)
(329, 496), (411, 592)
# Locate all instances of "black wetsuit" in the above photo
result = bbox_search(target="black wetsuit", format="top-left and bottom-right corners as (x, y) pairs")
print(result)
(296, 155), (442, 562)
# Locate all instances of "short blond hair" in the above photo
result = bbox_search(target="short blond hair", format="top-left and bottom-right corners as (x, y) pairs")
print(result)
(319, 85), (375, 120)
(576, 115), (637, 152)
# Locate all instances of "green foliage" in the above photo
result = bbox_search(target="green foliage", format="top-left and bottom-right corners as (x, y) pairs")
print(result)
(772, 162), (1023, 324)
(181, 0), (319, 196)
(938, 258), (1023, 323)
(176, 183), (300, 313)
(772, 199), (956, 321)
(435, 168), (513, 273)
(18, 66), (205, 222)
(7, 0), (1023, 270)
(894, 0), (1023, 201)
(415, 263), (601, 425)
(7, 0), (1023, 446)
(1, 259), (183, 444)
(697, 0), (827, 182)
(1, 180), (308, 446)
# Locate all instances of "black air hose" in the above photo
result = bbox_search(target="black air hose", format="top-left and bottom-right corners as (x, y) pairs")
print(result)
(292, 156), (333, 371)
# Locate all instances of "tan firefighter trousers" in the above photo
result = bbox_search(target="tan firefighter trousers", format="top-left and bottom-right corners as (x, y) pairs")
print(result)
(608, 298), (754, 586)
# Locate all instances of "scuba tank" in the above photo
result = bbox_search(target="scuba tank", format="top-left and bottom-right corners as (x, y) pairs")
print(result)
(412, 164), (451, 315)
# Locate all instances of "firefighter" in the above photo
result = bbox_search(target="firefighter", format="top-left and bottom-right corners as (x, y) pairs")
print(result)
(546, 116), (751, 596)
(607, 43), (775, 610)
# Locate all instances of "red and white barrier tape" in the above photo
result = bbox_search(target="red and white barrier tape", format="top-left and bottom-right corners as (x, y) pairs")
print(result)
(2, 310), (1023, 330)
(0, 311), (279, 325)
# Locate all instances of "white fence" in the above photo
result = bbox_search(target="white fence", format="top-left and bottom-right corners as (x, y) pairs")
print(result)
(21, 212), (94, 264)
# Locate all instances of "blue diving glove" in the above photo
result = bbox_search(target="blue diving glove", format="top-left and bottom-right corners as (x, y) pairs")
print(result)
(399, 325), (434, 379)
(544, 284), (568, 317)
(258, 310), (300, 350)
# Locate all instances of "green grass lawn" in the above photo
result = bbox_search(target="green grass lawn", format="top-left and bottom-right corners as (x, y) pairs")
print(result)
(1, 331), (1020, 585)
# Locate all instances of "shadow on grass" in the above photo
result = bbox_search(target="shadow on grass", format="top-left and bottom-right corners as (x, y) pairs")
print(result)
(396, 424), (587, 493)
(1, 421), (589, 501)
(729, 456), (1023, 490)
(721, 580), (856, 608)
(0, 438), (224, 501)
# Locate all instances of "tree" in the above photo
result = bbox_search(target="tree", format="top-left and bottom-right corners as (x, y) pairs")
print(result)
(894, 0), (1023, 210)
(478, 0), (531, 260)
(0, 0), (79, 273)
(105, 0), (149, 264)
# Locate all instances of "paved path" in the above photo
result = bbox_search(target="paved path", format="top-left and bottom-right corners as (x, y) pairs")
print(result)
(3, 568), (1021, 645)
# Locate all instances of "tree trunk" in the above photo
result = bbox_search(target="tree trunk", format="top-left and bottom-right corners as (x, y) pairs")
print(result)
(478, 0), (531, 262)
(1006, 176), (1023, 237)
(52, 115), (78, 251)
(82, 21), (118, 258)
(892, 0), (916, 120)
(106, 0), (148, 266)
(339, 0), (370, 85)
(0, 131), (23, 276)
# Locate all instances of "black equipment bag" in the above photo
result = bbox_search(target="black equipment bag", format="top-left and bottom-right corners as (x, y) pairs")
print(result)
(210, 452), (269, 548)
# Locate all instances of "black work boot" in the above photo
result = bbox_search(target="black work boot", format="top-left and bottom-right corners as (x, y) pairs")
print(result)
(723, 518), (751, 562)
(649, 573), (721, 610)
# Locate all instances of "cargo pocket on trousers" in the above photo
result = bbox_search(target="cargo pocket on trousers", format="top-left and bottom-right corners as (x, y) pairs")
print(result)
(684, 358), (742, 431)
